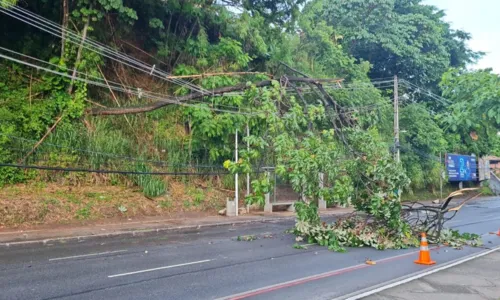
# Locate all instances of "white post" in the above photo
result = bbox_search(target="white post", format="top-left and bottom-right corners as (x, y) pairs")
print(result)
(235, 129), (239, 216)
(246, 123), (250, 213)
(264, 170), (272, 213)
(394, 75), (400, 163)
(394, 75), (401, 201)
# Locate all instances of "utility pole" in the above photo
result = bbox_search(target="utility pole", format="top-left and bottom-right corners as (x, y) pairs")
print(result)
(235, 129), (239, 216)
(440, 151), (443, 201)
(394, 75), (400, 163)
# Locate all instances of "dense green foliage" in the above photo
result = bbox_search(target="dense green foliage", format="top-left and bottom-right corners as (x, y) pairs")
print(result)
(310, 0), (482, 87)
(440, 69), (500, 156)
(0, 0), (498, 219)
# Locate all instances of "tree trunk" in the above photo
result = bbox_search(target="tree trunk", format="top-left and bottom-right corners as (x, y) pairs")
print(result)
(68, 15), (90, 94)
(61, 0), (69, 57)
(89, 77), (343, 115)
(20, 114), (65, 163)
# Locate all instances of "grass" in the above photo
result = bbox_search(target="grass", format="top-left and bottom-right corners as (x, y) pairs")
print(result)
(75, 204), (93, 220)
(190, 188), (205, 206)
(67, 194), (81, 204)
(0, 182), (230, 228)
(158, 200), (172, 209)
(43, 198), (60, 206)
(401, 185), (456, 202)
(480, 186), (495, 196)
(131, 163), (167, 198)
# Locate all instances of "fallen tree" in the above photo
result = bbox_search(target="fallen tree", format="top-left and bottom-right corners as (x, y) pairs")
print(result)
(88, 77), (344, 116)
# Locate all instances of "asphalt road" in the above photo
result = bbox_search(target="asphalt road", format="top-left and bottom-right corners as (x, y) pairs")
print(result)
(1, 197), (500, 300)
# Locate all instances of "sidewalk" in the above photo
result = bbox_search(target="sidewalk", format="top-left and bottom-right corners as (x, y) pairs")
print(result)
(0, 196), (488, 246)
(0, 207), (353, 245)
(363, 249), (500, 300)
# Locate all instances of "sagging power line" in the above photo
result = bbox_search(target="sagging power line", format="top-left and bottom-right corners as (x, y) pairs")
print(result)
(0, 51), (260, 116)
(0, 163), (235, 176)
(0, 133), (229, 170)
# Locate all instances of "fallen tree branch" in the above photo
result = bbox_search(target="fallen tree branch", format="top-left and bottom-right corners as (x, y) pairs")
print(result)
(96, 63), (136, 135)
(88, 77), (343, 116)
(166, 72), (273, 79)
(20, 114), (65, 163)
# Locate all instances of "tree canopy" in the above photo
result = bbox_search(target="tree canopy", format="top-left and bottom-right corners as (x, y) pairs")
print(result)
(305, 0), (482, 88)
(0, 0), (496, 197)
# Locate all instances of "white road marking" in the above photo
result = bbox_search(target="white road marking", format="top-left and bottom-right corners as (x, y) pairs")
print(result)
(339, 244), (500, 300)
(107, 259), (212, 278)
(49, 250), (128, 261)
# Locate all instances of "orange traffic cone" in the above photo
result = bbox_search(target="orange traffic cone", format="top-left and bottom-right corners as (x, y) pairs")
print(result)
(414, 232), (436, 265)
(497, 229), (500, 236)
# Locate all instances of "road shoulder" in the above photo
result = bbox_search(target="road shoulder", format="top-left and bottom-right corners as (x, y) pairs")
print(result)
(0, 207), (353, 246)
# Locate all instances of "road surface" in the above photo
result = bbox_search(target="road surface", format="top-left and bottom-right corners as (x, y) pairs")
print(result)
(1, 197), (500, 300)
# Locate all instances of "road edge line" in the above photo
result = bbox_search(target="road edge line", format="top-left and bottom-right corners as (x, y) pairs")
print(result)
(335, 244), (500, 300)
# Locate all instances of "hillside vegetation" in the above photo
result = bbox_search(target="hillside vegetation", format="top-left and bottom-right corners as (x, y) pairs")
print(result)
(0, 0), (499, 228)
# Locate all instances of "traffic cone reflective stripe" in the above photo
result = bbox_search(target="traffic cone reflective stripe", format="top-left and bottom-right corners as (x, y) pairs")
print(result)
(414, 232), (436, 265)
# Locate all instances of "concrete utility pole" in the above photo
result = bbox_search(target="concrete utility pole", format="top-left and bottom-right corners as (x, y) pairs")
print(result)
(394, 75), (400, 163)
(440, 151), (443, 201)
(235, 129), (239, 216)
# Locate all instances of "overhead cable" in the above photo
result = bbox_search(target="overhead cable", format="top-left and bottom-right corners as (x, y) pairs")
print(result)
(0, 2), (210, 95)
(0, 163), (235, 176)
(0, 51), (259, 115)
(0, 46), (256, 112)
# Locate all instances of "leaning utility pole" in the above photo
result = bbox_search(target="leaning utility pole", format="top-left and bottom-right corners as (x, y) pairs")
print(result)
(394, 75), (400, 163)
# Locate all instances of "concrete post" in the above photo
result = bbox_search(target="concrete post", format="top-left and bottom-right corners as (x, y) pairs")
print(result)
(264, 171), (272, 213)
(235, 129), (238, 216)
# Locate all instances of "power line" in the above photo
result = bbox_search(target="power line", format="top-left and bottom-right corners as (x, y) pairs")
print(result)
(0, 133), (228, 169)
(0, 51), (259, 115)
(399, 79), (452, 105)
(399, 143), (441, 163)
(0, 2), (207, 93)
(0, 163), (236, 176)
(0, 45), (257, 112)
(0, 2), (211, 95)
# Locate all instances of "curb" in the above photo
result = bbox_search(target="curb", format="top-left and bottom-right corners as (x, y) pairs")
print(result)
(334, 244), (500, 300)
(0, 215), (301, 248)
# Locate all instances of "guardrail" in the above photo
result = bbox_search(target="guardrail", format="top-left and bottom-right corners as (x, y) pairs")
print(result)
(490, 171), (500, 195)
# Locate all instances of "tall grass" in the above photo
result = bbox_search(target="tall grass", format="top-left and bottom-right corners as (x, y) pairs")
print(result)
(131, 162), (167, 198)
(87, 119), (134, 169)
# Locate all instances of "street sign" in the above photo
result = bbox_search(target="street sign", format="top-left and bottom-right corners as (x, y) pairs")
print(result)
(446, 154), (477, 182)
